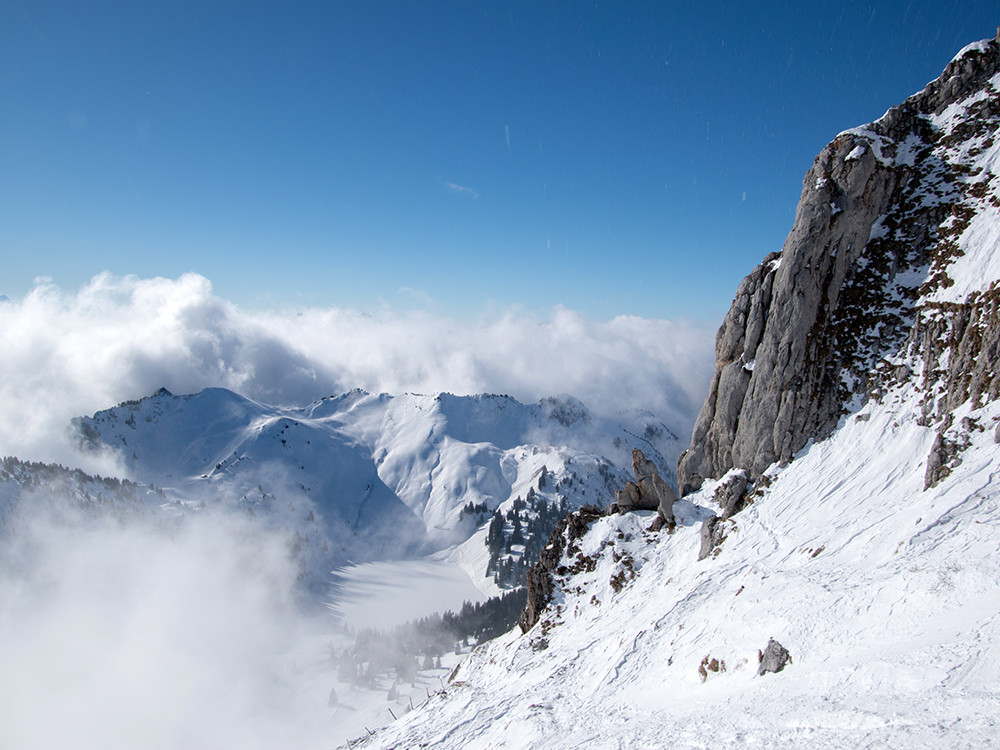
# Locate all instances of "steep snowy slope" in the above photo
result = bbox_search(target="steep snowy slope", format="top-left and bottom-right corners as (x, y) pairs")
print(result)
(74, 387), (681, 587)
(364, 386), (1000, 748)
(359, 33), (1000, 749)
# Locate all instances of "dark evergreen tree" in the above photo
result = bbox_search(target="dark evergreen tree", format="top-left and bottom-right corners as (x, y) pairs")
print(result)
(510, 514), (525, 546)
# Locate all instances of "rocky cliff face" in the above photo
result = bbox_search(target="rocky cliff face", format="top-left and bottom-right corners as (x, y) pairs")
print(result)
(678, 31), (1000, 495)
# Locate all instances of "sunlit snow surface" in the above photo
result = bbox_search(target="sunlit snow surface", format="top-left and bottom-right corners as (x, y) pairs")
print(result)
(363, 383), (1000, 749)
(72, 387), (681, 591)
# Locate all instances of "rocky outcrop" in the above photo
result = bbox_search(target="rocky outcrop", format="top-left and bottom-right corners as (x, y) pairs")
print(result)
(679, 32), (1000, 494)
(520, 453), (678, 631)
(697, 515), (732, 561)
(713, 470), (749, 519)
(757, 638), (792, 676)
(614, 480), (654, 512)
(610, 449), (677, 530)
(519, 505), (604, 633)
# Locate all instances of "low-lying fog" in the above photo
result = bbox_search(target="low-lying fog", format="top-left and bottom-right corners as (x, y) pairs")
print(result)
(0, 273), (714, 748)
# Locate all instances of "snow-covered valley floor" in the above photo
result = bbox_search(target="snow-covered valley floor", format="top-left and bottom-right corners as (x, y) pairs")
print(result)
(330, 558), (490, 631)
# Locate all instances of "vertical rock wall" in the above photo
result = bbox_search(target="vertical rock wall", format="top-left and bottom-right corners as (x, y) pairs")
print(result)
(678, 32), (1000, 495)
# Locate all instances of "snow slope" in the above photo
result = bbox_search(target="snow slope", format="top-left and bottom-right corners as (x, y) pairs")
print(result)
(0, 390), (684, 749)
(360, 351), (1000, 749)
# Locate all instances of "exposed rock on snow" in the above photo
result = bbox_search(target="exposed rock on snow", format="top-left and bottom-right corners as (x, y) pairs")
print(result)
(632, 448), (677, 528)
(613, 480), (648, 511)
(611, 449), (677, 529)
(519, 505), (604, 633)
(757, 638), (792, 676)
(698, 654), (727, 682)
(713, 469), (749, 519)
(678, 30), (1000, 494)
(924, 431), (961, 489)
(697, 514), (730, 561)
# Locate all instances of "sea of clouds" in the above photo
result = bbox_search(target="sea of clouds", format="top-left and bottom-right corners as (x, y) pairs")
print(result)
(0, 504), (340, 749)
(0, 272), (717, 749)
(0, 272), (715, 470)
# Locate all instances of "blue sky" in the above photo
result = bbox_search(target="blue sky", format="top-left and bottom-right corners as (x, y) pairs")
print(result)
(2, 1), (997, 322)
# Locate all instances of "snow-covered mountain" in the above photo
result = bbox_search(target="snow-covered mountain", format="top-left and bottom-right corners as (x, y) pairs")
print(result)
(72, 387), (681, 590)
(360, 32), (1000, 749)
(0, 456), (166, 530)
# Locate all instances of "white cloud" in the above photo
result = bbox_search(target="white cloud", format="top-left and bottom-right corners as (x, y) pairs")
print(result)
(0, 505), (334, 750)
(445, 181), (480, 199)
(0, 273), (715, 468)
(0, 273), (719, 748)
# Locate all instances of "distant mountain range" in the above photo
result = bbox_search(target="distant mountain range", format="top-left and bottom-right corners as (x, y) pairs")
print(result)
(61, 387), (681, 590)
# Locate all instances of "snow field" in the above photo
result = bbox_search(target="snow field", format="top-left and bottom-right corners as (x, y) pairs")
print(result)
(330, 559), (490, 631)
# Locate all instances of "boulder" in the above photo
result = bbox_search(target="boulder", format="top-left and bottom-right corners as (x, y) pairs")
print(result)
(628, 449), (677, 528)
(714, 470), (749, 519)
(757, 638), (792, 675)
(614, 481), (648, 511)
(697, 515), (727, 561)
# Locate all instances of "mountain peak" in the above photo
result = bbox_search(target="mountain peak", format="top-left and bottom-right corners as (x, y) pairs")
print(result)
(677, 31), (1000, 494)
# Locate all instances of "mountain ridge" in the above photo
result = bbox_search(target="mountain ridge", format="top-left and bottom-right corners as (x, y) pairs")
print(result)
(71, 386), (682, 589)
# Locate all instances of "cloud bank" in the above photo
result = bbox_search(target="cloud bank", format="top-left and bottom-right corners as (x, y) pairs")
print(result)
(0, 505), (335, 750)
(0, 273), (717, 748)
(0, 273), (715, 468)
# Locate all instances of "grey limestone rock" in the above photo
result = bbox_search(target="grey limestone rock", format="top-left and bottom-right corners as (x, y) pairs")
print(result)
(613, 449), (676, 528)
(924, 433), (952, 489)
(614, 480), (648, 511)
(697, 515), (729, 561)
(714, 470), (749, 519)
(678, 31), (1000, 495)
(757, 638), (792, 676)
(632, 448), (677, 527)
